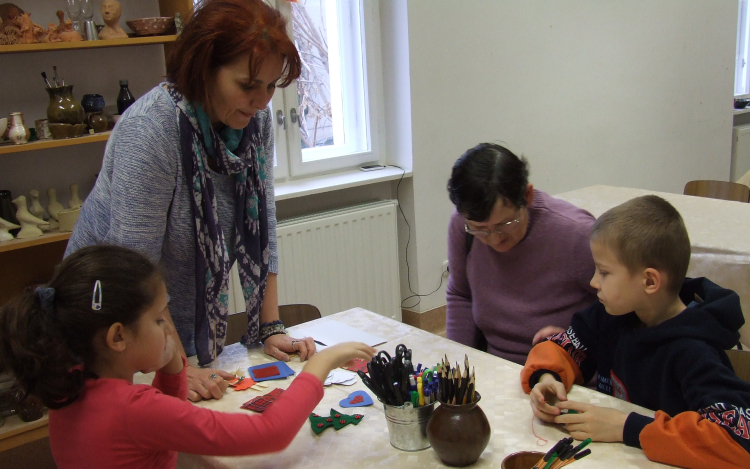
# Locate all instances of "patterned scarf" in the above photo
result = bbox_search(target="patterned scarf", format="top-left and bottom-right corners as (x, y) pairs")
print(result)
(166, 84), (270, 366)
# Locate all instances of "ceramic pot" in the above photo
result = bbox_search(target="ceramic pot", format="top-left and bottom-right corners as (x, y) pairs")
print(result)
(81, 93), (105, 113)
(426, 392), (491, 467)
(46, 85), (85, 125)
(8, 112), (29, 145)
(58, 207), (81, 232)
(87, 112), (108, 133)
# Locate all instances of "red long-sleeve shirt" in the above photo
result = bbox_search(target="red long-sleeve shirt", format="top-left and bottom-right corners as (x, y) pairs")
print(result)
(49, 361), (323, 469)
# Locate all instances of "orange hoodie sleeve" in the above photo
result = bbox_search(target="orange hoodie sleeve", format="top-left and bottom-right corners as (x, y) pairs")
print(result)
(628, 410), (750, 469)
(521, 329), (586, 393)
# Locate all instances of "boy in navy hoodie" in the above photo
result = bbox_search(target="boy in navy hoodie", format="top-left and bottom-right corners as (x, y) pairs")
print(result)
(522, 195), (750, 469)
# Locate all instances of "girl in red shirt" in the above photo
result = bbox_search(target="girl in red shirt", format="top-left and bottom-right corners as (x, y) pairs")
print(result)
(0, 245), (376, 468)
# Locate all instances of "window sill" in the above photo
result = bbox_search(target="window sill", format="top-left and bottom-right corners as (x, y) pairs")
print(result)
(735, 107), (750, 115)
(274, 167), (412, 201)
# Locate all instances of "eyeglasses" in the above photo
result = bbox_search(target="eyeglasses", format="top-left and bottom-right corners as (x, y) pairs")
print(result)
(464, 214), (523, 238)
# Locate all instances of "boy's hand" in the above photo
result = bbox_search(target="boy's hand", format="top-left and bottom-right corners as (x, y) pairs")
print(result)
(302, 342), (378, 383)
(530, 373), (567, 422)
(532, 325), (565, 346)
(555, 401), (627, 442)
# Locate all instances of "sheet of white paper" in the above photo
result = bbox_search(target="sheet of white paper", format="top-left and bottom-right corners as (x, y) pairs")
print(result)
(291, 320), (386, 350)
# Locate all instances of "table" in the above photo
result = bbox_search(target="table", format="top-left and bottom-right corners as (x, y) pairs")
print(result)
(165, 308), (673, 469)
(554, 185), (750, 346)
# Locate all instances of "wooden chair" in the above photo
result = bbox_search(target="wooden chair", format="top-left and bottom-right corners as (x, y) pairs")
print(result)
(225, 304), (322, 345)
(727, 349), (750, 383)
(278, 304), (322, 328)
(683, 180), (750, 203)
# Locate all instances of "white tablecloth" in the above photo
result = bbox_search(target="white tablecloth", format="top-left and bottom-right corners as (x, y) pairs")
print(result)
(555, 185), (750, 346)
(141, 309), (674, 468)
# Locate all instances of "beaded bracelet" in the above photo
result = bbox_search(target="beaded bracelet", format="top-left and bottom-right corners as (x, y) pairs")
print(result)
(259, 319), (287, 343)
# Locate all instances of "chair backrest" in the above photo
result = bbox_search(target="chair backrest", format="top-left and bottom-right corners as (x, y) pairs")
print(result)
(278, 304), (322, 328)
(727, 349), (750, 383)
(683, 180), (750, 203)
(225, 304), (323, 345)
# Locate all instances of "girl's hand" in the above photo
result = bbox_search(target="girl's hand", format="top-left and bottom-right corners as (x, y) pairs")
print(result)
(185, 365), (234, 402)
(160, 335), (185, 375)
(301, 342), (378, 383)
(264, 334), (317, 362)
(555, 401), (628, 442)
(530, 373), (567, 422)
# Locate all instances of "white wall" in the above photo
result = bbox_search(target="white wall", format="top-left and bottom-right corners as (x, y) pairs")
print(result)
(393, 0), (738, 312)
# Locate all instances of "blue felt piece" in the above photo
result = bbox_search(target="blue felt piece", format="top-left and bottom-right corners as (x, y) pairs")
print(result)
(339, 390), (374, 408)
(248, 361), (296, 382)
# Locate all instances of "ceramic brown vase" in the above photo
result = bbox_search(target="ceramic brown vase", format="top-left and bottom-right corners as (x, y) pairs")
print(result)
(46, 85), (85, 125)
(426, 392), (491, 467)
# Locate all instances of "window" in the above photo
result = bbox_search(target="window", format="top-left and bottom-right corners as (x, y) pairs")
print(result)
(271, 0), (384, 179)
(736, 0), (750, 97)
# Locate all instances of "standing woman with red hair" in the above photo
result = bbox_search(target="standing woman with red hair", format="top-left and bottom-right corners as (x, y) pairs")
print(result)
(66, 0), (316, 401)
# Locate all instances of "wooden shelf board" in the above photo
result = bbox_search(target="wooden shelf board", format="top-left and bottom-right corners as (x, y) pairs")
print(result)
(0, 35), (177, 54)
(0, 132), (110, 155)
(0, 231), (71, 253)
(0, 414), (49, 452)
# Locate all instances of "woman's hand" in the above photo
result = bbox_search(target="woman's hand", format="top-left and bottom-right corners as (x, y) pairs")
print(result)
(532, 325), (566, 346)
(185, 365), (235, 402)
(530, 373), (567, 422)
(301, 342), (377, 383)
(555, 401), (628, 443)
(263, 334), (317, 361)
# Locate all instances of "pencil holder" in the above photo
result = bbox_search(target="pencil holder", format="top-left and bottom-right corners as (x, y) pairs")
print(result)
(382, 400), (436, 451)
(426, 392), (491, 467)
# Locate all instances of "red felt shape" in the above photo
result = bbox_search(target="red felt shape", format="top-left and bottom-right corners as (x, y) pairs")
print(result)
(343, 358), (369, 373)
(253, 365), (280, 378)
(349, 395), (364, 404)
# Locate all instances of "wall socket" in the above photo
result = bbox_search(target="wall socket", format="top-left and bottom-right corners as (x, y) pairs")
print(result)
(442, 260), (449, 276)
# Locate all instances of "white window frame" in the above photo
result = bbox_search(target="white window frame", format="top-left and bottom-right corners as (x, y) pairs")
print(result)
(736, 0), (750, 97)
(272, 0), (385, 180)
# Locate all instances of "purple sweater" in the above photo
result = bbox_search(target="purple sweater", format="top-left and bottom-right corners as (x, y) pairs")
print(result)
(446, 190), (597, 365)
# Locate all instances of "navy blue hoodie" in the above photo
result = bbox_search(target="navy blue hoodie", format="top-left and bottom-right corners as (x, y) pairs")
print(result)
(522, 278), (750, 469)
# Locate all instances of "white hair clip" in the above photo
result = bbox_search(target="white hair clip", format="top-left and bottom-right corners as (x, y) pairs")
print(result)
(92, 280), (102, 311)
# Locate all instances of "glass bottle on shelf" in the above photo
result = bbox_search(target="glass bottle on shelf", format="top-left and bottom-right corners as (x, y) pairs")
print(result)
(117, 80), (135, 115)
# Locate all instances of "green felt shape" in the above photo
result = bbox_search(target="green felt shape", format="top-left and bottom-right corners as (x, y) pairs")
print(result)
(309, 413), (335, 435)
(329, 408), (365, 430)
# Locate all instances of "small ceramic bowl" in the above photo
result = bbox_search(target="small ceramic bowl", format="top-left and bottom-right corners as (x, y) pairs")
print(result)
(735, 98), (750, 109)
(501, 451), (546, 469)
(126, 17), (175, 36)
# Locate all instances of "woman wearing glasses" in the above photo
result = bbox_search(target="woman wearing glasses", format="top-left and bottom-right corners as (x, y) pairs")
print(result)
(445, 143), (597, 365)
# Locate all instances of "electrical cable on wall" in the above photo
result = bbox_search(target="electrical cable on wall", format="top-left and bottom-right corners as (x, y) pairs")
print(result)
(388, 165), (449, 309)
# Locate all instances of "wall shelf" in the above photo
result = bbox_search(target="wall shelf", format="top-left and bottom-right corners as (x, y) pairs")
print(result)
(0, 231), (71, 253)
(0, 132), (110, 155)
(0, 35), (177, 54)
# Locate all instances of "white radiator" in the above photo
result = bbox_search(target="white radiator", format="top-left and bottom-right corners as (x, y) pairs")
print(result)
(732, 124), (750, 181)
(275, 200), (401, 320)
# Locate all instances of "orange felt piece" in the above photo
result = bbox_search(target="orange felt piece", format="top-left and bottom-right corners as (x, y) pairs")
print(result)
(232, 378), (257, 391)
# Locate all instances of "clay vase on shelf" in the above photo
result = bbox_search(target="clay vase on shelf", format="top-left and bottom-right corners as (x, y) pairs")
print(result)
(81, 94), (105, 113)
(8, 112), (29, 145)
(46, 85), (85, 125)
(87, 112), (107, 133)
(426, 392), (491, 467)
